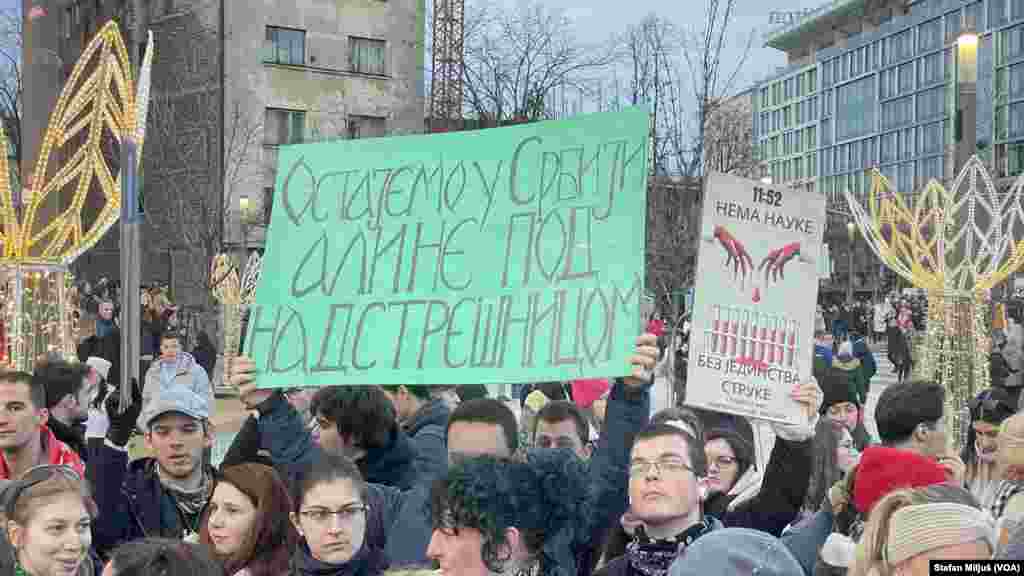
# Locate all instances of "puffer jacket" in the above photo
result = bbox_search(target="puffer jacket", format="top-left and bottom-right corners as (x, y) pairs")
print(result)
(403, 398), (449, 483)
(142, 351), (212, 415)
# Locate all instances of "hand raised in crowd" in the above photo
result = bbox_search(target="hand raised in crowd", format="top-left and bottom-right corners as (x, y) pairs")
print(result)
(625, 333), (659, 388)
(937, 453), (966, 486)
(105, 377), (143, 447)
(229, 355), (273, 410)
(790, 377), (823, 422)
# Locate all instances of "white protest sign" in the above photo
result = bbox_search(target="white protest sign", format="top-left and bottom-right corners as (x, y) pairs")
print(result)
(685, 172), (826, 424)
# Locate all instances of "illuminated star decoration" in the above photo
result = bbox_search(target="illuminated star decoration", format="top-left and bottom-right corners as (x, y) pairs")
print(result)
(211, 251), (262, 384)
(0, 22), (154, 371)
(845, 157), (1024, 445)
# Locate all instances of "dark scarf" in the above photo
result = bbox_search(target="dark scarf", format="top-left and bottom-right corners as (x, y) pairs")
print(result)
(290, 541), (386, 576)
(152, 461), (213, 537)
(625, 519), (714, 576)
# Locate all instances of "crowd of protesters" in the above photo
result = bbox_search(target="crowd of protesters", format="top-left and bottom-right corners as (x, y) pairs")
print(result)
(3, 290), (1024, 576)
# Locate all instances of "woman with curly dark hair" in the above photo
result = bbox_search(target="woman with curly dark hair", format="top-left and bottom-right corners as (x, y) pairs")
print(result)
(427, 449), (592, 576)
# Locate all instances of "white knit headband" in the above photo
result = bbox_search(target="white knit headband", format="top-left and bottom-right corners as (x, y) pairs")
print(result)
(884, 503), (995, 566)
(664, 419), (696, 438)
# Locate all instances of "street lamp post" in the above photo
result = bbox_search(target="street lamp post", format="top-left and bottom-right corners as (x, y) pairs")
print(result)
(846, 221), (856, 304)
(955, 21), (978, 174)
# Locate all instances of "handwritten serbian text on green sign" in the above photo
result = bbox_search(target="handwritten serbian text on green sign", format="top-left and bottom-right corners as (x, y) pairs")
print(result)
(246, 108), (649, 388)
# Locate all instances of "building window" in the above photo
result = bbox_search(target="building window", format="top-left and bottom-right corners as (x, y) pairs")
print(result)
(349, 37), (386, 75)
(836, 76), (875, 141)
(63, 6), (72, 39)
(919, 18), (942, 52)
(916, 86), (945, 122)
(991, 0), (1007, 28)
(1005, 25), (1024, 63)
(348, 115), (386, 139)
(265, 27), (305, 66)
(945, 11), (961, 44)
(919, 51), (943, 86)
(1009, 62), (1024, 99)
(966, 2), (983, 31)
(1010, 102), (1024, 139)
(264, 108), (305, 145)
(919, 121), (944, 154)
(888, 30), (913, 64)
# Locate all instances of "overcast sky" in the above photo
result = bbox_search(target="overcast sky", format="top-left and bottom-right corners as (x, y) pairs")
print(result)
(504, 0), (825, 93)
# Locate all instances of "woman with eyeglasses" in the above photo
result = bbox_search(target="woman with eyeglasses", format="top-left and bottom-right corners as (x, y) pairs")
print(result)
(199, 463), (297, 576)
(102, 538), (222, 576)
(702, 427), (757, 509)
(288, 452), (388, 576)
(0, 465), (96, 576)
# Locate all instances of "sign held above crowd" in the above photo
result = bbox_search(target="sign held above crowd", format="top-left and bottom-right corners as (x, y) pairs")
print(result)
(685, 172), (825, 424)
(246, 108), (650, 388)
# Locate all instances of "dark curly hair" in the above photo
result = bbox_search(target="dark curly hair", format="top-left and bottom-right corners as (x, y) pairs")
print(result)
(430, 449), (590, 576)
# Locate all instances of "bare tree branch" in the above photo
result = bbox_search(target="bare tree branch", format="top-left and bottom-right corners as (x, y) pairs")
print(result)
(461, 0), (615, 124)
(0, 7), (22, 184)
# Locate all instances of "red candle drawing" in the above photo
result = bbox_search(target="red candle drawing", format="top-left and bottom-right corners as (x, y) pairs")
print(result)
(729, 309), (739, 357)
(787, 320), (797, 367)
(712, 305), (721, 354)
(775, 317), (786, 365)
(759, 314), (769, 362)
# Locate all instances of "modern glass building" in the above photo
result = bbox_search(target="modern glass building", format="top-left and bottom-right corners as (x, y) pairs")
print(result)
(754, 0), (1024, 216)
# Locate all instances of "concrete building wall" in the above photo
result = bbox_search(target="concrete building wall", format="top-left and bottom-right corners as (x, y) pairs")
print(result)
(223, 0), (426, 246)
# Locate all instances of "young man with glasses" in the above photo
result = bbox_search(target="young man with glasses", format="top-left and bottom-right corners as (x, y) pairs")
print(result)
(598, 379), (821, 576)
(0, 371), (85, 479)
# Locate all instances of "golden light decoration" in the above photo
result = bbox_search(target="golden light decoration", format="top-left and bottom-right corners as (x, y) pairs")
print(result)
(0, 23), (154, 371)
(211, 252), (262, 385)
(846, 156), (1024, 444)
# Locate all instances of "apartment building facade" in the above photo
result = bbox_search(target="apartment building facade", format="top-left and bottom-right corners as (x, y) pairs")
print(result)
(754, 0), (1024, 217)
(24, 0), (425, 309)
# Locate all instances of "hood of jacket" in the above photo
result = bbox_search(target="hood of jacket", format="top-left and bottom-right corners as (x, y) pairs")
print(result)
(152, 351), (200, 377)
(724, 464), (764, 512)
(703, 464), (765, 519)
(405, 398), (450, 438)
(361, 426), (416, 489)
(290, 539), (387, 576)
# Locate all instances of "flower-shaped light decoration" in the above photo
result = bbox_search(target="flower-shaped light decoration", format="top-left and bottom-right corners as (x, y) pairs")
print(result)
(0, 22), (153, 370)
(211, 251), (262, 385)
(846, 156), (1024, 444)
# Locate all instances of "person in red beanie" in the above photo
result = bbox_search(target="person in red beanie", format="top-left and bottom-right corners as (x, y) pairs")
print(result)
(781, 380), (958, 575)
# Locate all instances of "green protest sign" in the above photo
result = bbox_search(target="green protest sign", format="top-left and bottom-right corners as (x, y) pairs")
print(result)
(246, 108), (649, 388)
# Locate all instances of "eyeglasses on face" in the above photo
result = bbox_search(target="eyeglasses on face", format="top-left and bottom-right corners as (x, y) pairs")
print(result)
(299, 504), (369, 526)
(629, 457), (694, 477)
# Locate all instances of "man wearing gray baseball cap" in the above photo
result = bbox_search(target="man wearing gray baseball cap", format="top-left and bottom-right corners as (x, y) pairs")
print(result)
(86, 377), (215, 558)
